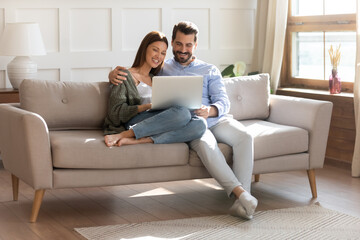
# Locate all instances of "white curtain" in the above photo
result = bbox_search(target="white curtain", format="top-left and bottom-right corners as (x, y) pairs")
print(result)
(251, 0), (288, 92)
(352, 0), (360, 177)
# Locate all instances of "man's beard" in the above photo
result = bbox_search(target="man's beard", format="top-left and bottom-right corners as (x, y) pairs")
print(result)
(173, 50), (192, 64)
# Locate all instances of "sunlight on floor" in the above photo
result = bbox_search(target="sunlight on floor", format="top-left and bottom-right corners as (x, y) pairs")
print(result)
(130, 187), (175, 198)
(193, 179), (223, 190)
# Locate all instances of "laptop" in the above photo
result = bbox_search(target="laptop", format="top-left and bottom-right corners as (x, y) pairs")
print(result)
(151, 76), (203, 110)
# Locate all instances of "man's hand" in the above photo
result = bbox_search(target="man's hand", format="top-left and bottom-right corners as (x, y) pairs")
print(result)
(194, 105), (211, 119)
(194, 105), (219, 119)
(109, 66), (128, 85)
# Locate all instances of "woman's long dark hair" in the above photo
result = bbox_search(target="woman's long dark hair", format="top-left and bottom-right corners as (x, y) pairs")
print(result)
(131, 31), (168, 76)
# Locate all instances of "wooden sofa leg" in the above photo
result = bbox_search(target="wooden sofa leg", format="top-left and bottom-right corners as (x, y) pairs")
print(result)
(307, 169), (317, 198)
(254, 174), (260, 182)
(11, 174), (19, 201)
(30, 189), (45, 223)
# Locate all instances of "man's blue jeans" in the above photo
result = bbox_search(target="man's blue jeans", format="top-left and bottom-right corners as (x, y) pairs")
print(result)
(125, 106), (206, 144)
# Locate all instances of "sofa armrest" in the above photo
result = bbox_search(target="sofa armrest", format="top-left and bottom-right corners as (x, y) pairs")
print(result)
(267, 95), (333, 169)
(0, 104), (52, 189)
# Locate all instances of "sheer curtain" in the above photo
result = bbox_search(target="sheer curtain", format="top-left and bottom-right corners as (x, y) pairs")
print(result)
(251, 0), (288, 92)
(352, 1), (360, 177)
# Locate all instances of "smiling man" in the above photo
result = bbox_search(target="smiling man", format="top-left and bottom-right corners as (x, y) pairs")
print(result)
(172, 30), (196, 64)
(109, 21), (258, 220)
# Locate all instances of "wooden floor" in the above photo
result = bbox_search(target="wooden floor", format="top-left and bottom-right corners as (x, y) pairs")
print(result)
(0, 163), (359, 239)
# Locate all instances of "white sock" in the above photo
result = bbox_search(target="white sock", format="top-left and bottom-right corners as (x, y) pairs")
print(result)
(238, 191), (258, 216)
(229, 199), (253, 220)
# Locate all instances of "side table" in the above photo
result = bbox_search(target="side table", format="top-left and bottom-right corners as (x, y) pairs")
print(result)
(0, 88), (19, 103)
(0, 88), (19, 166)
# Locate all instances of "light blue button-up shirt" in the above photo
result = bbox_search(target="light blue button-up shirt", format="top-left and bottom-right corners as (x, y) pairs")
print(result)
(159, 57), (230, 128)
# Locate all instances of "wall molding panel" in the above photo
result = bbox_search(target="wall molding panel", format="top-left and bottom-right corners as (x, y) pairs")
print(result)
(0, 0), (257, 87)
(70, 8), (112, 52)
(219, 8), (255, 50)
(121, 8), (162, 51)
(0, 9), (5, 34)
(16, 8), (60, 53)
(0, 70), (6, 88)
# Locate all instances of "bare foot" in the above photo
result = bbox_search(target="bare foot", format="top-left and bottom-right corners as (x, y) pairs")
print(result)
(104, 134), (121, 147)
(117, 137), (154, 146)
(104, 129), (136, 147)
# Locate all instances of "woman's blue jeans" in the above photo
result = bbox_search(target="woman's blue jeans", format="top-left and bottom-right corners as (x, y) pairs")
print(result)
(124, 106), (206, 144)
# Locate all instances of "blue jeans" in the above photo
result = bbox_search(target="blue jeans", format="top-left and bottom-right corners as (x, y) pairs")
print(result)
(125, 106), (206, 144)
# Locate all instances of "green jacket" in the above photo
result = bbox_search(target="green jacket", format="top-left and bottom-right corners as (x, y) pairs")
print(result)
(103, 69), (141, 135)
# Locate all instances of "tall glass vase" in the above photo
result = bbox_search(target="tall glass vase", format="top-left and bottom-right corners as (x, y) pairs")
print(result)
(329, 68), (341, 94)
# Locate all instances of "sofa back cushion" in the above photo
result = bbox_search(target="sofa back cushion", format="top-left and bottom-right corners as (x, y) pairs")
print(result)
(19, 74), (269, 129)
(224, 73), (270, 120)
(20, 79), (110, 129)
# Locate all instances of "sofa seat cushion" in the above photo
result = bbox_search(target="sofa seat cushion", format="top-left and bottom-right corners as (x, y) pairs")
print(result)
(188, 120), (307, 167)
(241, 120), (309, 160)
(50, 130), (189, 169)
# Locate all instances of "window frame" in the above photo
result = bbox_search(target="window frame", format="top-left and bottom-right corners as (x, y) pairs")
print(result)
(281, 1), (356, 93)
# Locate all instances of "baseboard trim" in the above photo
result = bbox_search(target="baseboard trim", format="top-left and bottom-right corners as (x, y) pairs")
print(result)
(325, 157), (351, 170)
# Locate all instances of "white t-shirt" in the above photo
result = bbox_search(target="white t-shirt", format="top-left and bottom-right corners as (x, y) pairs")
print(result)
(137, 81), (152, 104)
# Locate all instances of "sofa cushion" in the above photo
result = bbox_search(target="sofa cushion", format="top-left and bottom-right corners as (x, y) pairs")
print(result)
(20, 79), (110, 130)
(188, 119), (308, 166)
(242, 119), (309, 160)
(224, 74), (270, 121)
(50, 130), (190, 169)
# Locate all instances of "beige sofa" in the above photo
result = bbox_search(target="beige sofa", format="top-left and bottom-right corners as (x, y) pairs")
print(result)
(0, 73), (333, 222)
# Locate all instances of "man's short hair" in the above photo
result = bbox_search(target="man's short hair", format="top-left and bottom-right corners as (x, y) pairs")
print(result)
(172, 21), (199, 42)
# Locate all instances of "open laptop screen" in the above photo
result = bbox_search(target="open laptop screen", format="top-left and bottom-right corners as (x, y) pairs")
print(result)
(151, 76), (203, 110)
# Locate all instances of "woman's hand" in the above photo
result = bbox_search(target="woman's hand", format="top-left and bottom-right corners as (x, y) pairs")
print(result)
(138, 103), (152, 112)
(109, 66), (128, 85)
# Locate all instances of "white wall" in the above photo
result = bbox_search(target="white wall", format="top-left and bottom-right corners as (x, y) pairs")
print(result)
(0, 0), (257, 88)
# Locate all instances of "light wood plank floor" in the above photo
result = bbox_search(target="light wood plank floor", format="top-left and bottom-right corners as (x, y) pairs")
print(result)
(0, 163), (359, 240)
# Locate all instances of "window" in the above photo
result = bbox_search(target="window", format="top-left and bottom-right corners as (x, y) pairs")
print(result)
(282, 0), (356, 92)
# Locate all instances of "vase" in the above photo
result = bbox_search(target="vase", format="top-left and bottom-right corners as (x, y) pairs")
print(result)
(329, 68), (341, 94)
